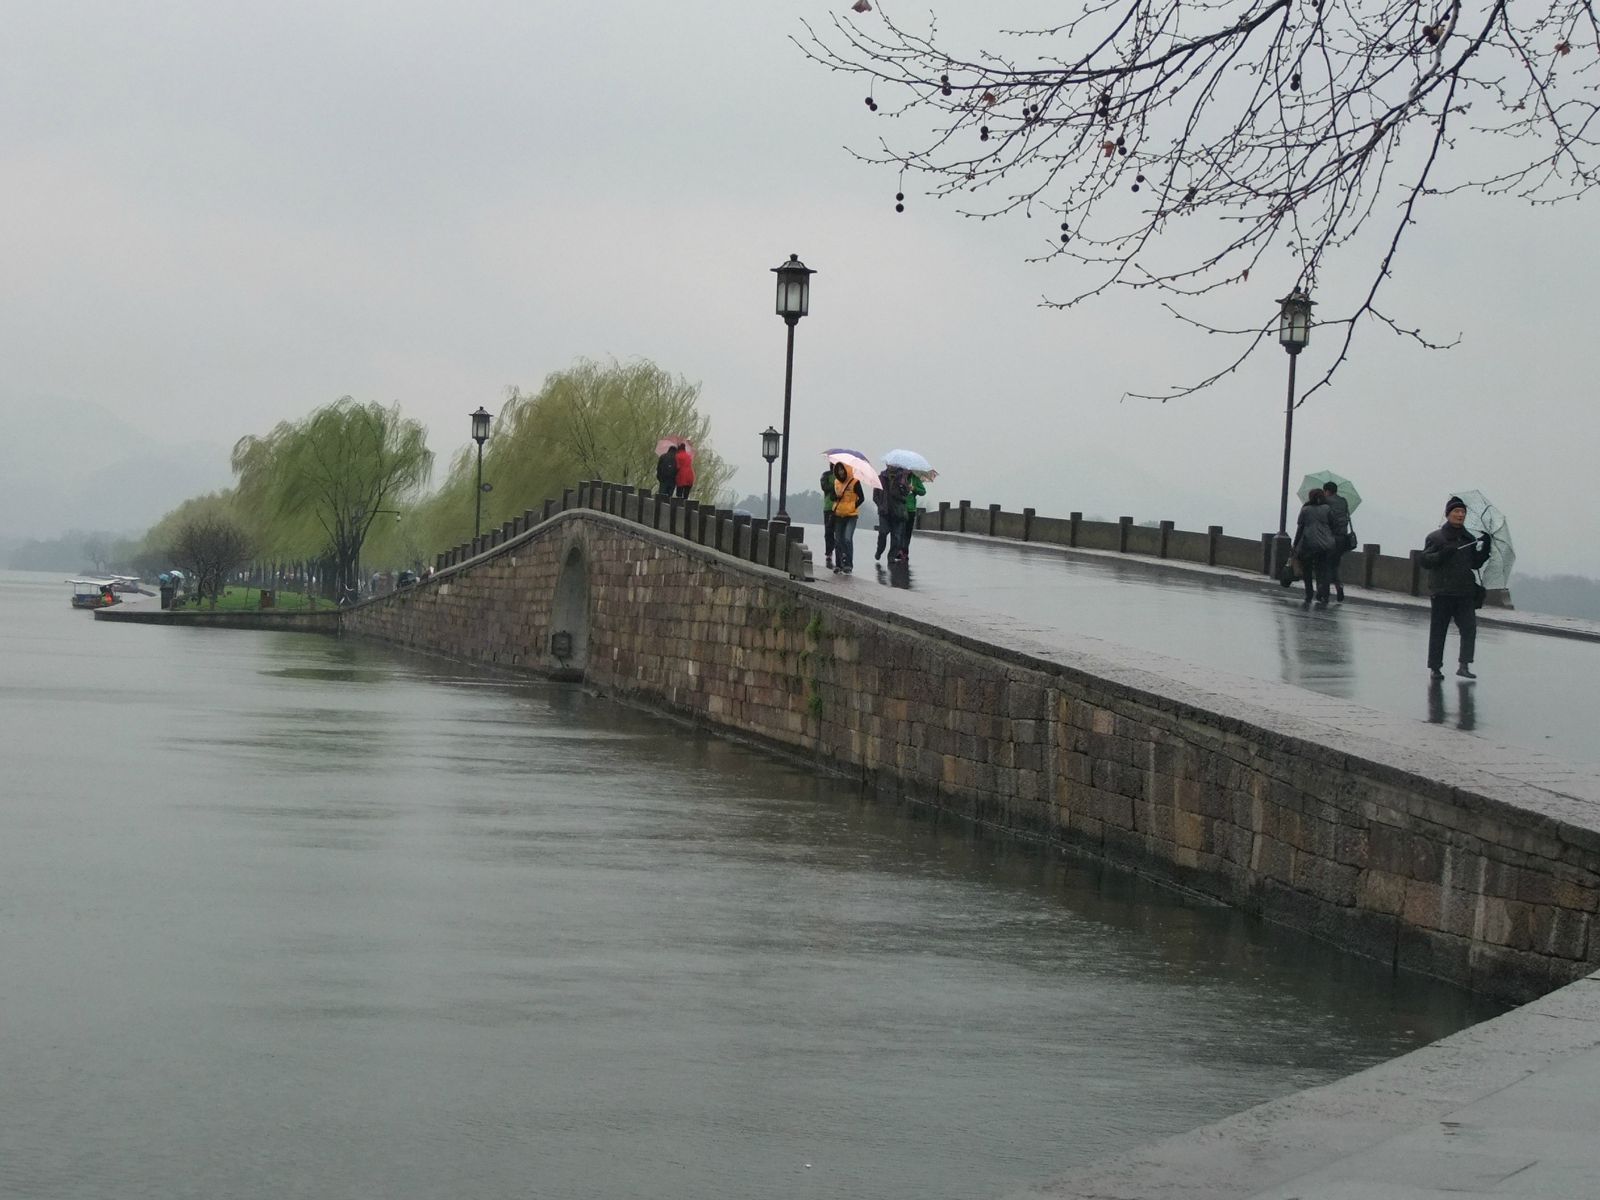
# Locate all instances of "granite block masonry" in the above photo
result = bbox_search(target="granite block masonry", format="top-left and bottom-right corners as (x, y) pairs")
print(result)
(342, 507), (1600, 1003)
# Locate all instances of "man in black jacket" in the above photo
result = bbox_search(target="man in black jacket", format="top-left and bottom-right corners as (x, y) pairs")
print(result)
(1323, 481), (1352, 602)
(655, 446), (678, 498)
(1419, 496), (1492, 680)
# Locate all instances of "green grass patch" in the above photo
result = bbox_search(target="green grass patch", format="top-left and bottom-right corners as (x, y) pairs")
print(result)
(172, 586), (335, 613)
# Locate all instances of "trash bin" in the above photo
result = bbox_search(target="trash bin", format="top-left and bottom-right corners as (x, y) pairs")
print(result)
(259, 589), (275, 609)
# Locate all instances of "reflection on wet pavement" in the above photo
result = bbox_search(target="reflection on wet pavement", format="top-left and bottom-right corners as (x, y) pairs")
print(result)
(847, 527), (1598, 766)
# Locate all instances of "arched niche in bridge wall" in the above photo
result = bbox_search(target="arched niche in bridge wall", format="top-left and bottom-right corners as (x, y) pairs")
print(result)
(548, 540), (589, 681)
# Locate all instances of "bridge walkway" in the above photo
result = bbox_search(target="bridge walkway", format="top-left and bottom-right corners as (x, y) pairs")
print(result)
(808, 524), (1600, 782)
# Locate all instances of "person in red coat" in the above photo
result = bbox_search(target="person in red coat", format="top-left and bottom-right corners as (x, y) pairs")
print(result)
(673, 443), (695, 499)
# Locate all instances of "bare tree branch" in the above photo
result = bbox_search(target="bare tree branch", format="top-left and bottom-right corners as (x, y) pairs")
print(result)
(799, 0), (1599, 396)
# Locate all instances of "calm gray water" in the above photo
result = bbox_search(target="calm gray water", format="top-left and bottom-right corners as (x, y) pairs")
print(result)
(0, 570), (1500, 1200)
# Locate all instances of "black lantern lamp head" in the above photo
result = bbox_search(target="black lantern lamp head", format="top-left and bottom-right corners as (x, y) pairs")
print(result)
(771, 254), (815, 325)
(760, 426), (781, 464)
(470, 406), (492, 445)
(1277, 289), (1314, 355)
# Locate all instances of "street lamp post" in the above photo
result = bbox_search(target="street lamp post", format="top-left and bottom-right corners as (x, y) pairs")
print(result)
(760, 426), (781, 520)
(770, 254), (815, 522)
(470, 406), (492, 540)
(1273, 289), (1314, 574)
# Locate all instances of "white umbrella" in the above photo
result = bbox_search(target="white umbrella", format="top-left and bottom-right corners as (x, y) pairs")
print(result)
(883, 449), (937, 478)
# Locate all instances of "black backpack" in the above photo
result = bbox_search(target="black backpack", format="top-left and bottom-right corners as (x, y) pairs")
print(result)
(885, 467), (911, 502)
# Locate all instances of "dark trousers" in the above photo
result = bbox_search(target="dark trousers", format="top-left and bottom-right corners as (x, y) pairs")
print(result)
(1428, 594), (1478, 667)
(823, 511), (838, 561)
(835, 516), (858, 571)
(902, 510), (916, 555)
(674, 484), (691, 500)
(875, 508), (907, 559)
(657, 482), (674, 498)
(1327, 544), (1348, 595)
(1300, 551), (1331, 602)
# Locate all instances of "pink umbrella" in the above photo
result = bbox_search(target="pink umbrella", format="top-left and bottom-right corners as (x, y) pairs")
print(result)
(824, 450), (881, 494)
(655, 437), (693, 457)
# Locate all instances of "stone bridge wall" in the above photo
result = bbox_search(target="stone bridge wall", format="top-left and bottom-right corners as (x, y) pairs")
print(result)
(342, 508), (1597, 1003)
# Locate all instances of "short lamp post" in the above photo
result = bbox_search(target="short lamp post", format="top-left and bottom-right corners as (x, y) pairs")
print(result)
(1273, 289), (1314, 574)
(470, 406), (492, 540)
(771, 253), (815, 522)
(760, 426), (781, 520)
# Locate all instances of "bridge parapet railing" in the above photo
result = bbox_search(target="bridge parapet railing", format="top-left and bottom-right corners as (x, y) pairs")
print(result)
(431, 480), (812, 580)
(916, 500), (1503, 606)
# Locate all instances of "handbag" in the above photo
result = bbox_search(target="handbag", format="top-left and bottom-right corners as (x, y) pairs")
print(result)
(1277, 555), (1301, 587)
(1345, 524), (1359, 552)
(1472, 570), (1487, 609)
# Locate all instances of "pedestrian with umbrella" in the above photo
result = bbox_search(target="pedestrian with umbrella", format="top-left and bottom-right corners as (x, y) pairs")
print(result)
(827, 457), (866, 574)
(1292, 488), (1337, 606)
(1420, 495), (1494, 680)
(884, 449), (935, 561)
(654, 437), (682, 499)
(1298, 471), (1362, 602)
(673, 442), (695, 499)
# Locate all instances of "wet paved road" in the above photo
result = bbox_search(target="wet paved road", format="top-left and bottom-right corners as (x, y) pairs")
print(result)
(827, 527), (1599, 768)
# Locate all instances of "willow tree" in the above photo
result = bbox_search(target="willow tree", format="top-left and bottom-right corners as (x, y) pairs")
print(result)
(410, 359), (733, 553)
(140, 490), (252, 601)
(231, 399), (433, 598)
(802, 0), (1599, 397)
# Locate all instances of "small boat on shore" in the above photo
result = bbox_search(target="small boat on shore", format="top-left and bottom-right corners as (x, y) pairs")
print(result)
(68, 580), (120, 610)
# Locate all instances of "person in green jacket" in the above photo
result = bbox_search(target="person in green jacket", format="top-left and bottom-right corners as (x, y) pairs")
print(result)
(898, 472), (927, 561)
(820, 466), (839, 569)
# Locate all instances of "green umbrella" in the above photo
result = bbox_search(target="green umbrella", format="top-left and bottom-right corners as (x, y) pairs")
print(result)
(1297, 470), (1362, 513)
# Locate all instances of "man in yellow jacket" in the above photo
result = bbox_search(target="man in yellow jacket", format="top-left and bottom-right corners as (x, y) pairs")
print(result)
(830, 462), (865, 575)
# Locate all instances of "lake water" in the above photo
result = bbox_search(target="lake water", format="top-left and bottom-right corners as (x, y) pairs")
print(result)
(0, 570), (1501, 1200)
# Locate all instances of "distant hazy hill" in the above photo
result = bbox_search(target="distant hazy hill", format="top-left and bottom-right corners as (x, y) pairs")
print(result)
(0, 393), (232, 541)
(734, 489), (827, 520)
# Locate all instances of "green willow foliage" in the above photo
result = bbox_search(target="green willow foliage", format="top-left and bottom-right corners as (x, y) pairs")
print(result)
(409, 358), (733, 557)
(230, 398), (433, 592)
(140, 490), (242, 567)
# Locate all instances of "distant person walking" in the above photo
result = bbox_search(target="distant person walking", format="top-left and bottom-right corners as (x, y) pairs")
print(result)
(1420, 495), (1493, 680)
(1323, 480), (1352, 602)
(830, 461), (864, 574)
(820, 464), (839, 570)
(900, 470), (926, 561)
(873, 466), (909, 563)
(673, 443), (695, 499)
(655, 444), (678, 498)
(1292, 488), (1337, 606)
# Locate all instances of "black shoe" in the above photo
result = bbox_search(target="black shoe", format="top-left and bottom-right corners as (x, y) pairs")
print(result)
(1430, 667), (1444, 680)
(1457, 664), (1477, 680)
(1335, 589), (1345, 601)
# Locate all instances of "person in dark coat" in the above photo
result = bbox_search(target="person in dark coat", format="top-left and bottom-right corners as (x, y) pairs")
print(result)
(1420, 495), (1492, 680)
(1323, 481), (1352, 602)
(873, 466), (909, 563)
(655, 445), (678, 498)
(1292, 488), (1337, 605)
(820, 465), (839, 569)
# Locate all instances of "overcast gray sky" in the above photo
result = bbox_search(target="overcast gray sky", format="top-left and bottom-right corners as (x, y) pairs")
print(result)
(1, 1), (1593, 577)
